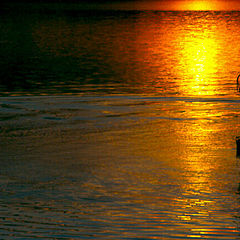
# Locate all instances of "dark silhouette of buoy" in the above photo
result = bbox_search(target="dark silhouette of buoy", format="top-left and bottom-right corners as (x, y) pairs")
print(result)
(236, 136), (240, 156)
(237, 74), (240, 91)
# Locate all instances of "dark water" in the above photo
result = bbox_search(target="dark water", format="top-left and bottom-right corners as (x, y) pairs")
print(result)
(1, 8), (240, 239)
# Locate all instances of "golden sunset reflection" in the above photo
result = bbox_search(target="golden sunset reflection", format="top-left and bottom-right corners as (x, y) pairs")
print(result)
(32, 11), (240, 97)
(159, 103), (228, 225)
(130, 11), (236, 97)
(171, 16), (223, 97)
(135, 0), (240, 11)
(174, 0), (220, 11)
(178, 124), (215, 189)
(178, 35), (218, 96)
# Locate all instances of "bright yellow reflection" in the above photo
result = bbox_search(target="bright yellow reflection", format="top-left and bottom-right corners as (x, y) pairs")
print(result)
(126, 0), (240, 11)
(174, 0), (240, 11)
(178, 30), (219, 96)
(175, 0), (220, 11)
(131, 11), (231, 97)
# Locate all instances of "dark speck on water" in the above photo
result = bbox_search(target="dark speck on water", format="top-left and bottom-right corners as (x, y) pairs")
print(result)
(1, 6), (240, 239)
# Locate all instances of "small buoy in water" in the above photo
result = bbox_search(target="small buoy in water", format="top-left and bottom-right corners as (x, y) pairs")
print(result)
(237, 74), (240, 85)
(236, 136), (240, 156)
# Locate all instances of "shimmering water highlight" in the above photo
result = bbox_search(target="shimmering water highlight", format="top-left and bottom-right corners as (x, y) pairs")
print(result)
(1, 9), (240, 240)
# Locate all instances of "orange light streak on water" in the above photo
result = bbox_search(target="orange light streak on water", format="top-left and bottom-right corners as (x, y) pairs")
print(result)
(136, 0), (240, 11)
(176, 28), (220, 96)
(174, 0), (221, 11)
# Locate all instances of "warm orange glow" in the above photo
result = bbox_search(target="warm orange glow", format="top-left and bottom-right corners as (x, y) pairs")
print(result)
(132, 0), (240, 11)
(177, 29), (219, 96)
(169, 0), (222, 11)
(131, 11), (232, 97)
(76, 0), (240, 11)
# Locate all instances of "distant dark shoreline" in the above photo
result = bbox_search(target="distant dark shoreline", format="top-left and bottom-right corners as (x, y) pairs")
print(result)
(2, 2), (240, 13)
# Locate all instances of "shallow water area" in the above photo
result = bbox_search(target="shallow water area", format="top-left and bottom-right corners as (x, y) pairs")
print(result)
(1, 8), (240, 239)
(1, 94), (240, 239)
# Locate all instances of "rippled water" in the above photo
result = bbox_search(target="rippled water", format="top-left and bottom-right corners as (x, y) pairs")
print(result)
(1, 8), (240, 239)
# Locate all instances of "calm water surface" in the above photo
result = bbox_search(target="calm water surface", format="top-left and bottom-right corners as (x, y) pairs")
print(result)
(1, 9), (240, 239)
